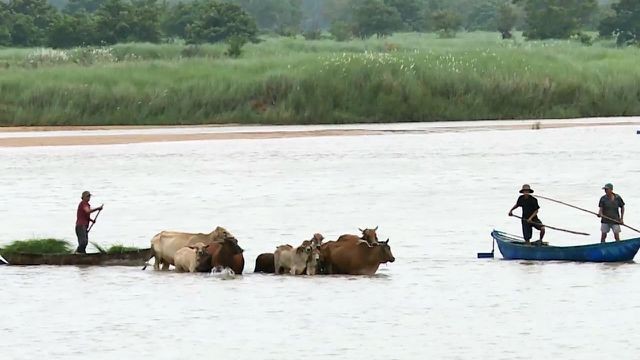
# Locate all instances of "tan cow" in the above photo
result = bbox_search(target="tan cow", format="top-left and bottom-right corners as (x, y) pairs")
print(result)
(174, 243), (213, 273)
(321, 238), (395, 275)
(149, 226), (235, 270)
(300, 233), (323, 275)
(274, 243), (315, 275)
(337, 226), (379, 245)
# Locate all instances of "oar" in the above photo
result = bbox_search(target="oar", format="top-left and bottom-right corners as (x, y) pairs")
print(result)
(0, 254), (8, 265)
(537, 195), (640, 234)
(511, 215), (590, 236)
(477, 238), (494, 258)
(87, 208), (102, 233)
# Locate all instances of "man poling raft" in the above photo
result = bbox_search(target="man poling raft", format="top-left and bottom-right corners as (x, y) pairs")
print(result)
(75, 191), (103, 254)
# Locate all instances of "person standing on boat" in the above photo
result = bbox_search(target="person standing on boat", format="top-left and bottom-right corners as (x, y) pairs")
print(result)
(75, 191), (103, 254)
(598, 183), (625, 243)
(508, 184), (546, 243)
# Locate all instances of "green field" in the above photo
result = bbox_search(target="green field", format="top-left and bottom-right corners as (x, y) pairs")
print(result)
(1, 32), (639, 126)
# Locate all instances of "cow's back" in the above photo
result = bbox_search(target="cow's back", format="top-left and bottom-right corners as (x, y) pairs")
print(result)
(152, 231), (202, 265)
(337, 234), (361, 243)
(324, 240), (364, 274)
(254, 253), (275, 273)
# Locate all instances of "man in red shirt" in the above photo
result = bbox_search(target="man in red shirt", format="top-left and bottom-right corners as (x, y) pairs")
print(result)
(76, 191), (103, 253)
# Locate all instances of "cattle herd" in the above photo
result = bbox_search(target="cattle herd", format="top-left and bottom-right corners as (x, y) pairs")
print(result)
(145, 226), (395, 276)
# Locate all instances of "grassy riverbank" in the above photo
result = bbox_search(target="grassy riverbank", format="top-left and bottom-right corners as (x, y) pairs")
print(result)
(1, 32), (639, 126)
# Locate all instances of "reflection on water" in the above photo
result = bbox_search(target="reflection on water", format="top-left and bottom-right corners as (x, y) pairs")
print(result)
(1, 123), (640, 359)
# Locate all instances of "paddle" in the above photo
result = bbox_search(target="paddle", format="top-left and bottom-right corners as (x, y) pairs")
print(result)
(537, 195), (640, 234)
(511, 214), (590, 236)
(87, 207), (102, 233)
(0, 254), (7, 265)
(477, 239), (494, 258)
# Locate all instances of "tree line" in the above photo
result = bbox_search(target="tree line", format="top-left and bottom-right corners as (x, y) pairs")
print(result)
(0, 0), (637, 48)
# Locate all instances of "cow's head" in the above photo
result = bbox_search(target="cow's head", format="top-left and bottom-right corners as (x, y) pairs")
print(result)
(358, 226), (379, 244)
(296, 244), (313, 258)
(376, 238), (394, 263)
(190, 243), (213, 272)
(213, 226), (236, 243)
(223, 235), (243, 254)
(312, 233), (324, 247)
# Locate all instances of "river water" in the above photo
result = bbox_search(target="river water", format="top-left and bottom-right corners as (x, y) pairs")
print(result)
(1, 120), (640, 359)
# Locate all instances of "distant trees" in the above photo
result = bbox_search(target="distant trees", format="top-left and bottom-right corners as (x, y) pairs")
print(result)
(431, 10), (462, 38)
(514, 0), (597, 39)
(599, 0), (640, 46)
(352, 0), (403, 39)
(186, 1), (257, 44)
(0, 0), (257, 48)
(496, 2), (517, 39)
(0, 0), (636, 48)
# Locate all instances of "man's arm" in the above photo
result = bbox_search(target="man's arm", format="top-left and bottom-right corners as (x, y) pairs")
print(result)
(620, 206), (625, 224)
(90, 204), (104, 213)
(508, 203), (518, 216)
(527, 210), (538, 223)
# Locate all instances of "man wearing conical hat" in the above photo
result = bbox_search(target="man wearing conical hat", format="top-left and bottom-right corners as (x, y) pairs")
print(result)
(508, 184), (546, 243)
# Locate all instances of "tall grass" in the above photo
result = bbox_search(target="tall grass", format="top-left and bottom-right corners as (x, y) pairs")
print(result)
(0, 239), (74, 255)
(0, 32), (639, 126)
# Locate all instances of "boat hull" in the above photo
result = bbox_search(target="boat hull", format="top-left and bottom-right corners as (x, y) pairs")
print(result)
(0, 248), (152, 266)
(492, 230), (640, 262)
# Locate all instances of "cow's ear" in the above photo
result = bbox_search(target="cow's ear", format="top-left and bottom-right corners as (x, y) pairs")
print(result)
(203, 244), (210, 249)
(188, 246), (197, 250)
(358, 228), (364, 232)
(374, 226), (379, 231)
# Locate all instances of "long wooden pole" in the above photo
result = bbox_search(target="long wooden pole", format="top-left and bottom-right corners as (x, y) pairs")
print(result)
(537, 195), (640, 234)
(87, 209), (102, 233)
(511, 214), (590, 236)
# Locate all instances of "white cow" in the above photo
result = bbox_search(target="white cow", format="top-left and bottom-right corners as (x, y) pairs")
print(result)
(174, 243), (212, 273)
(149, 226), (235, 270)
(274, 243), (315, 275)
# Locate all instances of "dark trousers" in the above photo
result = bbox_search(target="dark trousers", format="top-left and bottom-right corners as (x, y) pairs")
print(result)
(75, 225), (89, 253)
(521, 219), (543, 241)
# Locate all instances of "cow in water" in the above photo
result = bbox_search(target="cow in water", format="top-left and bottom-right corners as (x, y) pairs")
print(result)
(320, 238), (394, 276)
(336, 226), (380, 245)
(274, 242), (317, 275)
(146, 226), (236, 271)
(174, 243), (213, 273)
(254, 253), (275, 273)
(205, 236), (245, 274)
(255, 233), (324, 274)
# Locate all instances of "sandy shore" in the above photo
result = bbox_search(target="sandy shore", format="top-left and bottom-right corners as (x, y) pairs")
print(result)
(0, 119), (638, 147)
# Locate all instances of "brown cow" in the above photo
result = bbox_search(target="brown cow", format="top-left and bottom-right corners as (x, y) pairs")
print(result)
(254, 253), (275, 273)
(321, 238), (394, 275)
(206, 236), (245, 274)
(337, 226), (379, 245)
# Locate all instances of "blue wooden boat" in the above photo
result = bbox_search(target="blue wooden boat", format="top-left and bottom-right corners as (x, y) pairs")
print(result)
(492, 230), (640, 262)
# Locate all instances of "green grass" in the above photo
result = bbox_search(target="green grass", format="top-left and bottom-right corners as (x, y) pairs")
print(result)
(90, 241), (140, 254)
(0, 239), (74, 255)
(1, 32), (639, 126)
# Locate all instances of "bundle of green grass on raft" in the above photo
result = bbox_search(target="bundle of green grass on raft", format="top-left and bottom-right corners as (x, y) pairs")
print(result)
(0, 239), (74, 255)
(91, 241), (141, 254)
(1, 32), (640, 126)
